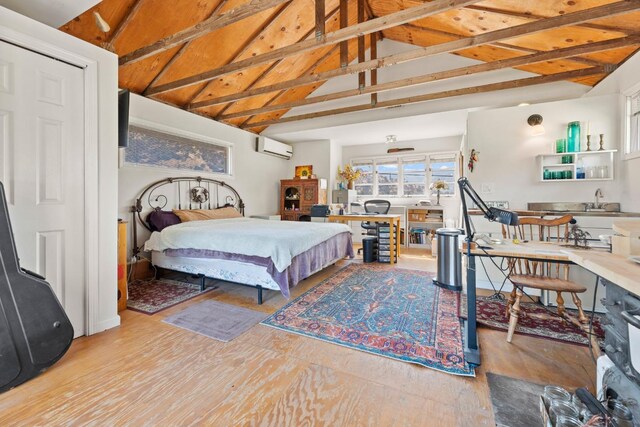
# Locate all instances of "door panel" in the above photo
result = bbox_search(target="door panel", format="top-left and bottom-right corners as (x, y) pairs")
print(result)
(0, 40), (85, 336)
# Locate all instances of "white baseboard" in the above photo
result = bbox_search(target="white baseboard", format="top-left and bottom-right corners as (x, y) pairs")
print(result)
(92, 315), (121, 334)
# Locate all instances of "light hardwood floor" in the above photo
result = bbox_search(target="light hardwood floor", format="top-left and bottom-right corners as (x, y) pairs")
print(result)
(0, 249), (596, 426)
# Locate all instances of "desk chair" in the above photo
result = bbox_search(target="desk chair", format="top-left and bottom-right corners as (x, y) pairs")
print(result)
(502, 215), (588, 343)
(357, 199), (391, 255)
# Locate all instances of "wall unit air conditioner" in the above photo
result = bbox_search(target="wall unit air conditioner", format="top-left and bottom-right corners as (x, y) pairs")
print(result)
(256, 136), (293, 159)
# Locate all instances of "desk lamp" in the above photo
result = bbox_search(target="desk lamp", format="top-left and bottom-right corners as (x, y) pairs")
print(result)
(457, 177), (518, 366)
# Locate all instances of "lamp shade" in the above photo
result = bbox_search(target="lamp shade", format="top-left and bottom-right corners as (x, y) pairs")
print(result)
(527, 114), (545, 135)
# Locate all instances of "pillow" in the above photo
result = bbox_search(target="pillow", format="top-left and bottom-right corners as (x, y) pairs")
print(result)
(173, 206), (242, 222)
(146, 210), (181, 232)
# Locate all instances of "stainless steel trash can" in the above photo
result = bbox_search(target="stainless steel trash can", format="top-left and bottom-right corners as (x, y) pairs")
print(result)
(433, 228), (463, 291)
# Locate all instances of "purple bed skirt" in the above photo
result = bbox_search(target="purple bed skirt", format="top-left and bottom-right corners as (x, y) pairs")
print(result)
(164, 232), (354, 298)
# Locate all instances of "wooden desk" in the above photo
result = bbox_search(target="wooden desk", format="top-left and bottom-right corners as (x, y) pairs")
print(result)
(328, 214), (402, 265)
(469, 241), (573, 261)
(462, 240), (640, 366)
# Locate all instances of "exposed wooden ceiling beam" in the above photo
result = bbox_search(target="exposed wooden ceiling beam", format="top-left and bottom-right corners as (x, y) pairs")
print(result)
(400, 22), (607, 68)
(143, 0), (230, 93)
(357, 0), (366, 88)
(464, 4), (635, 34)
(315, 0), (325, 39)
(118, 0), (292, 66)
(104, 0), (145, 52)
(370, 31), (378, 106)
(237, 45), (341, 127)
(214, 5), (341, 119)
(144, 0), (485, 95)
(218, 35), (637, 121)
(243, 66), (608, 129)
(189, 1), (639, 110)
(183, 1), (293, 106)
(339, 0), (349, 67)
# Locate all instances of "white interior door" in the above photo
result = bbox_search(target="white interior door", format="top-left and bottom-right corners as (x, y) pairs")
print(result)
(0, 40), (86, 336)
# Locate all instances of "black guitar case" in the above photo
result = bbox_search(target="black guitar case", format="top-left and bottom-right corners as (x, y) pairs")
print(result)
(0, 181), (74, 393)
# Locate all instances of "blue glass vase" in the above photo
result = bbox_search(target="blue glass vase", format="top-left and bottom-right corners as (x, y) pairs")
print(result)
(567, 121), (581, 153)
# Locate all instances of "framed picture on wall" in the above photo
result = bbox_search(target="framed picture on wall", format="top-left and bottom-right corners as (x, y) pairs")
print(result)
(295, 165), (313, 179)
(124, 118), (233, 176)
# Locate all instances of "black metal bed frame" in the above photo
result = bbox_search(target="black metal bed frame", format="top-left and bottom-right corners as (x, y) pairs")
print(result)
(131, 176), (269, 304)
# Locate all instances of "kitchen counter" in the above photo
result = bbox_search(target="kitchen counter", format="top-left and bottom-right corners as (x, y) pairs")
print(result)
(468, 209), (640, 218)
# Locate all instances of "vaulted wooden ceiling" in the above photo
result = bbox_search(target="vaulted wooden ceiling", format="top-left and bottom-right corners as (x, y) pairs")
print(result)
(60, 0), (640, 134)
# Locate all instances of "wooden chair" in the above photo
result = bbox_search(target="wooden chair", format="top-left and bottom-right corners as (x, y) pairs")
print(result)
(501, 215), (588, 343)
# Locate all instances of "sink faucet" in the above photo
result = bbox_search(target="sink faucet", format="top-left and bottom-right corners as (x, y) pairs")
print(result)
(595, 188), (604, 209)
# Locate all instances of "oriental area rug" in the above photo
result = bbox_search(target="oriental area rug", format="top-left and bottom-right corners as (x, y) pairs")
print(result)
(461, 295), (604, 347)
(262, 263), (475, 377)
(127, 278), (216, 315)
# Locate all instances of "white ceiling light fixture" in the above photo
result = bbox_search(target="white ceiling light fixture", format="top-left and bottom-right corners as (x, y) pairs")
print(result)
(385, 135), (397, 144)
(527, 114), (545, 136)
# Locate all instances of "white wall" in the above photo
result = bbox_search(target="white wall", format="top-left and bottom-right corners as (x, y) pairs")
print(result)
(119, 94), (290, 251)
(587, 51), (640, 212)
(466, 94), (625, 212)
(0, 6), (119, 333)
(329, 140), (343, 196)
(0, 0), (100, 27)
(289, 139), (331, 182)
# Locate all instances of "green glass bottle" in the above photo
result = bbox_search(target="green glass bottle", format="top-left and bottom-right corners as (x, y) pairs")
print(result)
(567, 121), (581, 153)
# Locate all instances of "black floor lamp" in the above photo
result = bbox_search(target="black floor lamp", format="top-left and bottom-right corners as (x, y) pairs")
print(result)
(458, 177), (518, 366)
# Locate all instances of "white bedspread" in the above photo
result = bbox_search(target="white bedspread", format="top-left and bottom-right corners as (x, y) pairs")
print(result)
(144, 217), (351, 272)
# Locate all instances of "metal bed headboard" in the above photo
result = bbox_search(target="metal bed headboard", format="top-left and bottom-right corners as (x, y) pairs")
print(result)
(131, 176), (245, 257)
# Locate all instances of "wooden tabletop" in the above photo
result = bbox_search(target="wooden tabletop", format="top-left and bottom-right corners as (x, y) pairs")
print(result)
(465, 241), (640, 295)
(565, 249), (640, 296)
(467, 241), (572, 261)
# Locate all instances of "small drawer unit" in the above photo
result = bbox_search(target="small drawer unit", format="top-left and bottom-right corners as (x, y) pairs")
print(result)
(377, 223), (397, 263)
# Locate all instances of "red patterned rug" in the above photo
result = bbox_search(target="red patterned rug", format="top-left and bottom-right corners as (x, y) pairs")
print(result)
(262, 263), (475, 377)
(462, 295), (604, 347)
(127, 279), (216, 315)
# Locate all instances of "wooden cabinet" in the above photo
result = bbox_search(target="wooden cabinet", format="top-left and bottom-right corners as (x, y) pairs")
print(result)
(407, 207), (443, 248)
(280, 179), (327, 221)
(117, 221), (128, 312)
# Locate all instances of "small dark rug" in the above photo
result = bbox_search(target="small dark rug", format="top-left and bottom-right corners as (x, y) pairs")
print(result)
(262, 263), (475, 377)
(487, 373), (545, 427)
(461, 295), (604, 347)
(127, 278), (216, 315)
(163, 300), (267, 342)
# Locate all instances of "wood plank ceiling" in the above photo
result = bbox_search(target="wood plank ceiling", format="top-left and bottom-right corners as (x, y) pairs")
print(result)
(60, 0), (640, 134)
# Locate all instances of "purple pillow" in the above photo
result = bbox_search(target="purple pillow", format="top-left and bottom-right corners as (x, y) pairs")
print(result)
(146, 210), (181, 232)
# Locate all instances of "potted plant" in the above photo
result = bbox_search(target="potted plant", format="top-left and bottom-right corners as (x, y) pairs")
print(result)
(337, 165), (362, 190)
(429, 180), (448, 205)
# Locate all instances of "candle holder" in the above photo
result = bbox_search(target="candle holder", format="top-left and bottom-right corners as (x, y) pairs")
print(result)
(586, 134), (592, 151)
(598, 134), (605, 151)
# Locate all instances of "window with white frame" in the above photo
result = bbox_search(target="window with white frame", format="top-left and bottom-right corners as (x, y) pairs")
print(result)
(352, 160), (373, 195)
(626, 89), (640, 157)
(429, 155), (456, 196)
(376, 159), (399, 196)
(403, 157), (427, 196)
(351, 153), (458, 197)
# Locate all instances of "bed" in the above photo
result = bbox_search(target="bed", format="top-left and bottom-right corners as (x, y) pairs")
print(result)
(132, 177), (354, 304)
